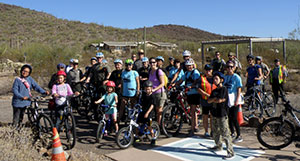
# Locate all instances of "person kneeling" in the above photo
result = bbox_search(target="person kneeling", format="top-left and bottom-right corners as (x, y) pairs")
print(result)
(208, 72), (234, 160)
(135, 80), (156, 145)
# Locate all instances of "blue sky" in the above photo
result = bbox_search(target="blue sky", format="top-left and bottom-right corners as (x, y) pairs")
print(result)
(1, 0), (299, 38)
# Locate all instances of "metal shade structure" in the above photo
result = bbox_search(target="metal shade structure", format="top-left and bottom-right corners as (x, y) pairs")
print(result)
(201, 37), (286, 67)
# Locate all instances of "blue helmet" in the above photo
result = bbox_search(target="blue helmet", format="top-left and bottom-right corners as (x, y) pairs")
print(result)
(213, 71), (225, 80)
(91, 57), (97, 61)
(69, 58), (74, 63)
(141, 57), (149, 62)
(156, 56), (164, 62)
(114, 59), (123, 64)
(102, 59), (108, 64)
(57, 63), (66, 70)
(96, 52), (104, 58)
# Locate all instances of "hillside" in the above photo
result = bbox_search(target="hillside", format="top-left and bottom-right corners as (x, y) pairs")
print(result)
(0, 3), (240, 48)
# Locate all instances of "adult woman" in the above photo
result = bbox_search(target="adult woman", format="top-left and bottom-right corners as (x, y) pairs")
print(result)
(12, 64), (48, 126)
(148, 57), (166, 125)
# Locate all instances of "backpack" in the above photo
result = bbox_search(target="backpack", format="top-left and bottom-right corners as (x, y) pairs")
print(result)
(150, 68), (169, 89)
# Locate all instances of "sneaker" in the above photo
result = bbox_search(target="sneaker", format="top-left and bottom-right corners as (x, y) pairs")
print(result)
(233, 136), (243, 143)
(187, 130), (194, 137)
(194, 128), (200, 132)
(151, 139), (156, 145)
(223, 153), (235, 160)
(204, 132), (210, 138)
(104, 130), (108, 137)
(209, 146), (222, 151)
(231, 133), (235, 139)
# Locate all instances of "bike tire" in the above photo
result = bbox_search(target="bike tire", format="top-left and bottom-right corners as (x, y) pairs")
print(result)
(65, 112), (77, 149)
(27, 108), (36, 124)
(147, 121), (160, 140)
(257, 117), (295, 150)
(37, 114), (54, 148)
(263, 92), (277, 117)
(116, 127), (133, 149)
(96, 122), (105, 143)
(243, 97), (263, 121)
(161, 104), (183, 137)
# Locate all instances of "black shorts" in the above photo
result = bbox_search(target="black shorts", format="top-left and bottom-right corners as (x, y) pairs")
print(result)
(137, 112), (153, 126)
(202, 105), (212, 115)
(187, 94), (200, 105)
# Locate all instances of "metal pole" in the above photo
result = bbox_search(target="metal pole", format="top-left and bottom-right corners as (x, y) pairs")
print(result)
(249, 40), (253, 55)
(236, 43), (239, 59)
(144, 26), (146, 56)
(201, 43), (204, 68)
(283, 40), (286, 65)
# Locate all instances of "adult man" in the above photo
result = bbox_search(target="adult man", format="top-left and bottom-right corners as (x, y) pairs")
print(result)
(138, 57), (150, 89)
(270, 59), (288, 104)
(255, 56), (270, 92)
(197, 64), (216, 137)
(228, 52), (242, 74)
(109, 59), (124, 109)
(133, 49), (145, 70)
(210, 51), (226, 73)
(80, 57), (98, 82)
(67, 59), (83, 95)
(48, 63), (66, 89)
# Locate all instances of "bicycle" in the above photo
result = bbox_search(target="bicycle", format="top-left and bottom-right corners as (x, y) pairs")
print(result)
(95, 104), (114, 143)
(50, 96), (77, 149)
(25, 95), (54, 148)
(257, 99), (300, 149)
(73, 83), (96, 119)
(242, 85), (276, 121)
(161, 86), (201, 137)
(116, 104), (160, 149)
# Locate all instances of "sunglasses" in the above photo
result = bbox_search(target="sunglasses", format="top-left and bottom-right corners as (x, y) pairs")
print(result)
(227, 66), (234, 68)
(125, 64), (133, 66)
(150, 62), (156, 64)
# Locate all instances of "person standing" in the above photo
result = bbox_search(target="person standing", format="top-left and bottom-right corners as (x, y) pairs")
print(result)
(197, 64), (216, 137)
(228, 52), (242, 74)
(67, 59), (83, 95)
(270, 59), (288, 104)
(245, 54), (263, 96)
(12, 64), (49, 127)
(255, 56), (270, 92)
(224, 61), (243, 143)
(48, 63), (66, 90)
(165, 57), (175, 75)
(208, 72), (234, 160)
(210, 51), (226, 73)
(109, 59), (124, 99)
(65, 59), (74, 73)
(133, 49), (145, 70)
(138, 57), (150, 89)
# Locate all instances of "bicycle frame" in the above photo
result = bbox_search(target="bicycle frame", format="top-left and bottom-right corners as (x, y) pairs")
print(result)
(283, 102), (300, 127)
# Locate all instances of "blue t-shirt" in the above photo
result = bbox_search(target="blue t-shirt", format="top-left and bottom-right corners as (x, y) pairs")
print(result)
(224, 74), (243, 94)
(101, 92), (118, 114)
(182, 69), (200, 95)
(247, 64), (261, 86)
(169, 68), (185, 86)
(121, 70), (139, 97)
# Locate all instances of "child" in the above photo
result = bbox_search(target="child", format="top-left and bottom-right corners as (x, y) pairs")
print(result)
(136, 80), (156, 145)
(52, 71), (73, 130)
(95, 81), (119, 134)
(208, 72), (234, 160)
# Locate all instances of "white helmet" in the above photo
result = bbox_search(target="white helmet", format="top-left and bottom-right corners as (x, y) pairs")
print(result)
(185, 58), (194, 66)
(182, 50), (191, 57)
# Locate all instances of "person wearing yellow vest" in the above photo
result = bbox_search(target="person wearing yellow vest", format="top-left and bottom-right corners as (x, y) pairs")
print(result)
(270, 59), (287, 104)
(197, 64), (216, 137)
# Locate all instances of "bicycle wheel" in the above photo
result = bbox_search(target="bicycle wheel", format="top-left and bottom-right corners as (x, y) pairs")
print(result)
(116, 127), (133, 149)
(242, 97), (263, 121)
(96, 122), (105, 143)
(161, 104), (183, 137)
(64, 113), (77, 149)
(37, 114), (54, 148)
(77, 95), (91, 117)
(263, 92), (277, 117)
(147, 121), (160, 140)
(257, 117), (295, 150)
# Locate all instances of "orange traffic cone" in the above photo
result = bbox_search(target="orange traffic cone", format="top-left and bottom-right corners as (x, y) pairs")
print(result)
(237, 105), (246, 126)
(51, 128), (66, 161)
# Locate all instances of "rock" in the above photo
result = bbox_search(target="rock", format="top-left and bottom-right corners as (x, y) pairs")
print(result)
(39, 147), (47, 155)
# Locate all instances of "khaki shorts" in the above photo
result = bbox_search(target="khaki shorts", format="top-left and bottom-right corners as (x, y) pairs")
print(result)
(153, 92), (167, 107)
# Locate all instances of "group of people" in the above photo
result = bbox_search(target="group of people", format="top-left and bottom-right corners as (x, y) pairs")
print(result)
(11, 49), (288, 160)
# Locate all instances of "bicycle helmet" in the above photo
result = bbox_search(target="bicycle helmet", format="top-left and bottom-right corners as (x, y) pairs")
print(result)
(213, 71), (225, 80)
(69, 59), (74, 63)
(141, 57), (149, 62)
(156, 56), (164, 62)
(106, 81), (116, 87)
(169, 57), (175, 61)
(57, 70), (67, 77)
(73, 59), (79, 64)
(246, 54), (254, 60)
(204, 64), (213, 70)
(96, 52), (104, 58)
(114, 59), (123, 64)
(57, 63), (66, 70)
(138, 49), (144, 54)
(91, 57), (97, 61)
(255, 56), (262, 61)
(20, 64), (32, 75)
(182, 50), (191, 57)
(125, 59), (134, 65)
(102, 59), (108, 64)
(185, 58), (194, 66)
(143, 80), (153, 87)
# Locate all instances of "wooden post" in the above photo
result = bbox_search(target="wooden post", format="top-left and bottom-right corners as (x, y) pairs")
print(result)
(201, 43), (204, 68)
(236, 43), (239, 59)
(249, 40), (253, 55)
(143, 26), (146, 56)
(283, 40), (286, 64)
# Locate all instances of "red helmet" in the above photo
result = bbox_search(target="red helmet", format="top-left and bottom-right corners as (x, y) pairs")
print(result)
(106, 81), (116, 87)
(57, 71), (67, 77)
